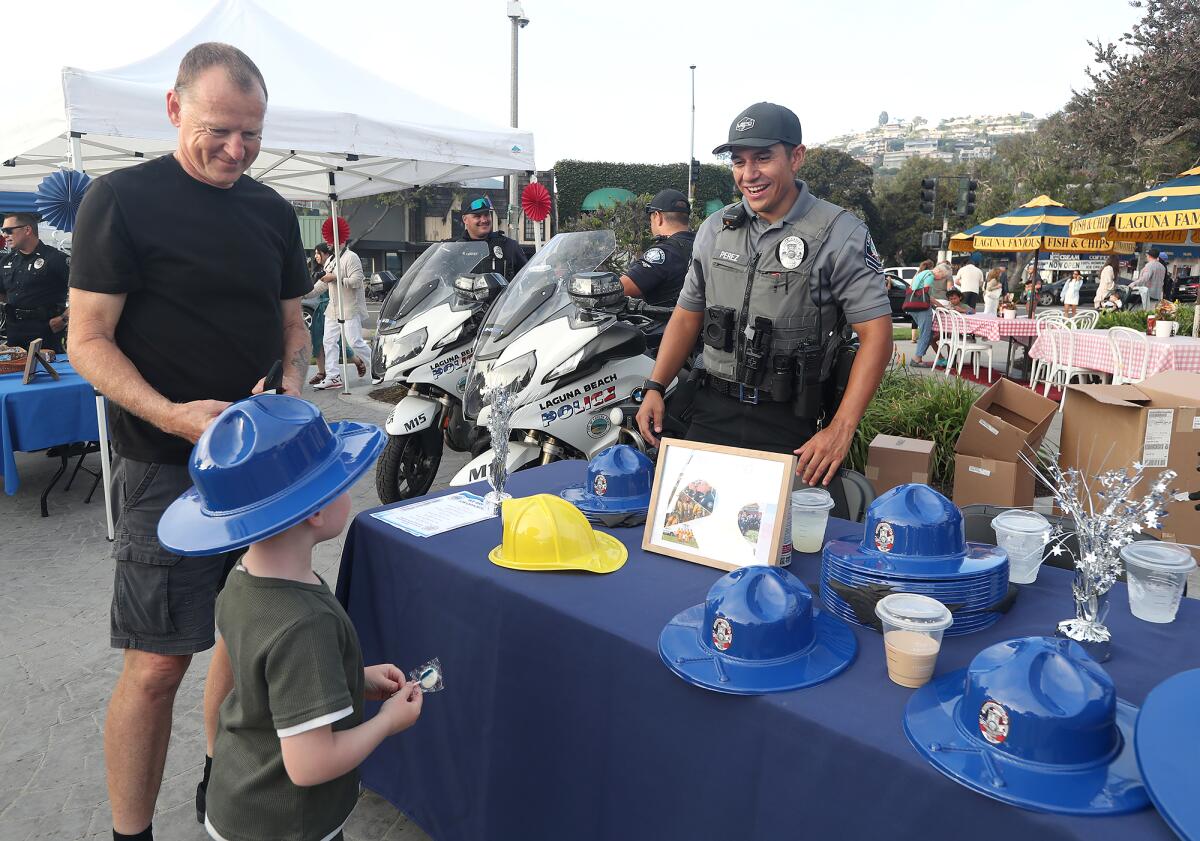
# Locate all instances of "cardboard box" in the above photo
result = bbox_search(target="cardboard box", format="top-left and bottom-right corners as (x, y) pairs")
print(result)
(865, 434), (935, 496)
(956, 378), (1058, 460)
(953, 455), (1036, 508)
(1059, 372), (1200, 563)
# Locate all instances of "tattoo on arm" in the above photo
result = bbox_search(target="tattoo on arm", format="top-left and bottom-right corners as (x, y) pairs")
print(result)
(290, 344), (309, 378)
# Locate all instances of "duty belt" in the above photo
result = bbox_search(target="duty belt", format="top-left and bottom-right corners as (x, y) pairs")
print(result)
(6, 304), (61, 321)
(704, 374), (790, 405)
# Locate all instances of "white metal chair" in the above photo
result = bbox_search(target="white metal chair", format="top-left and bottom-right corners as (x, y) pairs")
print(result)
(1029, 314), (1067, 394)
(949, 310), (993, 381)
(1045, 327), (1108, 411)
(930, 307), (957, 373)
(1069, 311), (1099, 329)
(1108, 326), (1150, 385)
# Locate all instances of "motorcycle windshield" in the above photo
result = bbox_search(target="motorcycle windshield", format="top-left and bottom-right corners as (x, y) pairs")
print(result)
(473, 230), (616, 359)
(378, 241), (490, 327)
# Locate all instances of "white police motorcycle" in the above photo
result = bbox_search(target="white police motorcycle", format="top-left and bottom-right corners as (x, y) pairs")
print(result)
(372, 240), (502, 502)
(451, 229), (696, 487)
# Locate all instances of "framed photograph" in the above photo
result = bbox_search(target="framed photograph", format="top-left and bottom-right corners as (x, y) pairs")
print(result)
(21, 339), (59, 385)
(642, 437), (796, 572)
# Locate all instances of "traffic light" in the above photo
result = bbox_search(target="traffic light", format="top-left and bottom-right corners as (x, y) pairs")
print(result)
(919, 178), (936, 216)
(956, 178), (978, 216)
(689, 158), (700, 185)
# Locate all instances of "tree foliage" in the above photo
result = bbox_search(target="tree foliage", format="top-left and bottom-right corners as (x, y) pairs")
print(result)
(1064, 0), (1200, 183)
(554, 160), (735, 224)
(797, 147), (882, 232)
(560, 195), (653, 271)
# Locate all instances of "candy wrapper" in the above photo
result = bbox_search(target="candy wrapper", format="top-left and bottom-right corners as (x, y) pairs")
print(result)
(408, 658), (444, 693)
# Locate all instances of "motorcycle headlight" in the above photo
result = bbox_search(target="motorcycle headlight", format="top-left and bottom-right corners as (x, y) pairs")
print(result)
(432, 323), (465, 351)
(391, 327), (428, 365)
(484, 351), (536, 398)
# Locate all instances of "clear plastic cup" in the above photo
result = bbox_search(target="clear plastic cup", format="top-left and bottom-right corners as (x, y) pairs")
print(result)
(791, 488), (835, 554)
(1120, 542), (1197, 623)
(874, 594), (954, 688)
(991, 510), (1051, 584)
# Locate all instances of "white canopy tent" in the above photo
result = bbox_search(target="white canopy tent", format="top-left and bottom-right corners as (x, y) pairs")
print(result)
(1, 0), (535, 197)
(0, 0), (535, 538)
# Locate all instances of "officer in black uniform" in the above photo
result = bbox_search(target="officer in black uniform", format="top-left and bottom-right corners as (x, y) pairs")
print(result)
(457, 195), (528, 280)
(1, 213), (70, 353)
(636, 103), (893, 487)
(621, 188), (695, 307)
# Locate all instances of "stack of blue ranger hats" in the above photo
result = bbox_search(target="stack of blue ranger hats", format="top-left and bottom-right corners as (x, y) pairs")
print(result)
(1135, 668), (1200, 838)
(658, 565), (857, 695)
(904, 636), (1148, 815)
(821, 484), (1010, 636)
(560, 445), (653, 526)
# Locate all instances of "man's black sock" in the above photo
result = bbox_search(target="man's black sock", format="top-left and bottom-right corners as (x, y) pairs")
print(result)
(196, 754), (212, 824)
(113, 825), (152, 841)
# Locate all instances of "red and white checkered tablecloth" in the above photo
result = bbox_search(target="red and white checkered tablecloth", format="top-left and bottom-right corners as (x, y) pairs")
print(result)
(1029, 328), (1200, 376)
(931, 312), (1040, 341)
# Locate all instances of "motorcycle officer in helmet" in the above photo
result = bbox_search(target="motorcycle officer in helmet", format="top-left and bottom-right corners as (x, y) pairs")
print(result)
(457, 195), (528, 280)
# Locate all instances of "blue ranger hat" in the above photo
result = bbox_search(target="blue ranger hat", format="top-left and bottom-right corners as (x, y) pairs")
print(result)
(824, 483), (1008, 579)
(1136, 668), (1200, 839)
(904, 636), (1148, 815)
(158, 395), (384, 556)
(560, 445), (653, 515)
(659, 566), (857, 695)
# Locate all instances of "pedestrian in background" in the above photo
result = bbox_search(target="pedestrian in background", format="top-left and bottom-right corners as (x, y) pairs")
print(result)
(908, 260), (937, 367)
(1062, 269), (1083, 317)
(953, 257), (983, 308)
(1094, 255), (1118, 309)
(312, 240), (370, 390)
(982, 267), (1003, 315)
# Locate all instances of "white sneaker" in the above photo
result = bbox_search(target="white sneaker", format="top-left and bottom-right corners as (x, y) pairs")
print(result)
(312, 377), (343, 391)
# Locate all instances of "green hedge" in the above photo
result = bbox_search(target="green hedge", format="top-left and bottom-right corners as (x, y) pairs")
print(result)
(846, 366), (979, 494)
(1096, 304), (1195, 331)
(555, 160), (735, 224)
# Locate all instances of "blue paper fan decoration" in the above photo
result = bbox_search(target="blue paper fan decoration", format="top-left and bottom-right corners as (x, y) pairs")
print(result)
(35, 170), (92, 233)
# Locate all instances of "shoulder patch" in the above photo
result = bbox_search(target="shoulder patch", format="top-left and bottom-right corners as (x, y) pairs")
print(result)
(864, 230), (884, 275)
(643, 247), (666, 265)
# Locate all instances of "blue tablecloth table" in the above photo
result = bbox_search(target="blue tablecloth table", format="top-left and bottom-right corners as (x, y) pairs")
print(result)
(0, 361), (99, 495)
(337, 460), (1200, 841)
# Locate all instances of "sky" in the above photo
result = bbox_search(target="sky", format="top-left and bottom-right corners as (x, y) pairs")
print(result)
(9, 0), (1144, 169)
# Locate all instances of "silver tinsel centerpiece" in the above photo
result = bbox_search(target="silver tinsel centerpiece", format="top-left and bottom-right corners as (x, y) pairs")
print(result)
(1020, 450), (1180, 662)
(481, 371), (522, 511)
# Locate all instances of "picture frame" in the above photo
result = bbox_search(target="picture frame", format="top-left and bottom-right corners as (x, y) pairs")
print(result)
(642, 437), (797, 572)
(21, 339), (60, 385)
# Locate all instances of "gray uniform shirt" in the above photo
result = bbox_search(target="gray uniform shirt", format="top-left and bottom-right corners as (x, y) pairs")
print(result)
(677, 181), (892, 325)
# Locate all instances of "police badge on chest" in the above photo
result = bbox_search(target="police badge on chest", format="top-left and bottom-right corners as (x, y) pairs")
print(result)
(777, 236), (806, 270)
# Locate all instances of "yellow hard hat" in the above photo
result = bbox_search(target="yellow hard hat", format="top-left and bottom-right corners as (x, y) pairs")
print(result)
(489, 494), (628, 573)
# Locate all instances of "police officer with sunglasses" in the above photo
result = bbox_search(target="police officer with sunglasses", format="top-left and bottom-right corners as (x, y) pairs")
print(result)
(1, 213), (70, 352)
(636, 103), (892, 487)
(457, 195), (528, 280)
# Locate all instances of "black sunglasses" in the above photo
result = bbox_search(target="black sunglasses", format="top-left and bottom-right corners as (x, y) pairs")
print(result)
(1, 224), (30, 234)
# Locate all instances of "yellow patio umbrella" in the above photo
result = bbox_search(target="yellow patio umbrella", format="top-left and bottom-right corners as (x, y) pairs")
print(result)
(950, 195), (1136, 255)
(1071, 167), (1200, 336)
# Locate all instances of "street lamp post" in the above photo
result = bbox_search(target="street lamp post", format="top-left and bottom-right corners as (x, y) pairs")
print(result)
(688, 65), (696, 206)
(507, 2), (529, 237)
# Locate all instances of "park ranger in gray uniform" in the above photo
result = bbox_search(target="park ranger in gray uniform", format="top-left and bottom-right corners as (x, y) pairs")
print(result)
(636, 102), (893, 487)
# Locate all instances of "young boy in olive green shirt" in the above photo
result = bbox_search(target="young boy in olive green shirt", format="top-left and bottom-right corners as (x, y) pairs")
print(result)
(158, 395), (423, 841)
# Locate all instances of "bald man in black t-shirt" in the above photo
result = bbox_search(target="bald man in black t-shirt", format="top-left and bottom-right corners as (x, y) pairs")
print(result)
(67, 43), (310, 841)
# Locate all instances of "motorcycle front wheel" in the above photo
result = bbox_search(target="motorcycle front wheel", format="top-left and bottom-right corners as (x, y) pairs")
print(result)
(375, 428), (443, 503)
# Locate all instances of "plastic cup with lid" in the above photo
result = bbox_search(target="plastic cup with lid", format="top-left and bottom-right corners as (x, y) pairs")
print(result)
(874, 594), (954, 688)
(1120, 542), (1197, 623)
(991, 510), (1051, 584)
(790, 487), (835, 554)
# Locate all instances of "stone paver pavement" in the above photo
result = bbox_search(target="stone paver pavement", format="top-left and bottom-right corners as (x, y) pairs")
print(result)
(0, 372), (466, 841)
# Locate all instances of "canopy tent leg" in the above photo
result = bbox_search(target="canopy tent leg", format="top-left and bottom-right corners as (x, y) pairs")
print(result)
(328, 182), (351, 395)
(95, 393), (115, 541)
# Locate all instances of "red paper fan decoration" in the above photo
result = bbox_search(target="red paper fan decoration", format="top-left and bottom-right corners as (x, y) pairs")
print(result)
(322, 216), (351, 245)
(521, 182), (552, 223)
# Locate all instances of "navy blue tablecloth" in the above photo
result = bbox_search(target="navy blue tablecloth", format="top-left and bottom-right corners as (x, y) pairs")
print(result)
(0, 361), (98, 494)
(337, 461), (1200, 841)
